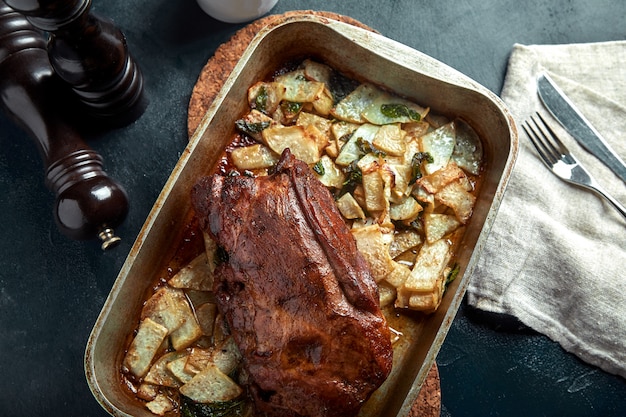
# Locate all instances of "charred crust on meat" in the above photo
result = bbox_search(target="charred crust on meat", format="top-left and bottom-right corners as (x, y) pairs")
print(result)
(216, 245), (229, 264)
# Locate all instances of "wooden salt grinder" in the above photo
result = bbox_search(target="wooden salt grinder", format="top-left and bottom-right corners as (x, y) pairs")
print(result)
(0, 2), (129, 249)
(3, 0), (146, 125)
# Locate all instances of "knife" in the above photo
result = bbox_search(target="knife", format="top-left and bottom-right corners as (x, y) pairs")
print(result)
(537, 72), (626, 183)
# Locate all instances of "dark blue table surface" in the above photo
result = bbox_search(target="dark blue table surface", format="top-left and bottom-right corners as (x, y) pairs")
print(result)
(1, 1), (624, 416)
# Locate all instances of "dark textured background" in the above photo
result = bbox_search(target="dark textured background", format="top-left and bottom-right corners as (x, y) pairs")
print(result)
(0, 1), (624, 416)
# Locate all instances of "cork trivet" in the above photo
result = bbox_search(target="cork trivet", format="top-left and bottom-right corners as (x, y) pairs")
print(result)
(187, 11), (441, 417)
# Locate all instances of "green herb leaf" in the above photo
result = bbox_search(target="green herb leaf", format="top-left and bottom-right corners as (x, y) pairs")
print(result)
(255, 86), (268, 112)
(313, 160), (325, 176)
(380, 103), (421, 121)
(356, 137), (386, 157)
(337, 161), (362, 198)
(409, 152), (434, 184)
(280, 101), (303, 117)
(235, 120), (270, 135)
(180, 397), (249, 417)
(327, 71), (360, 104)
(445, 263), (460, 287)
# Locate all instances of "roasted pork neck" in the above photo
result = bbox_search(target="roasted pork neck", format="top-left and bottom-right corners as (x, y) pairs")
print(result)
(191, 149), (393, 417)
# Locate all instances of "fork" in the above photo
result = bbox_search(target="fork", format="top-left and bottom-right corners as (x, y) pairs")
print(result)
(523, 112), (626, 221)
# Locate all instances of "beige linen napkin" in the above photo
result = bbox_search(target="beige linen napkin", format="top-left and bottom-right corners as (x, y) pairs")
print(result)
(466, 41), (626, 379)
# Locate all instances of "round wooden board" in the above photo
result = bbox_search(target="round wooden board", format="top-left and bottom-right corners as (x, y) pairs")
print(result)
(186, 11), (441, 417)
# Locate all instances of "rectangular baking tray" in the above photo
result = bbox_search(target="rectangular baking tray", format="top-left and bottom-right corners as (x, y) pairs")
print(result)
(85, 13), (518, 417)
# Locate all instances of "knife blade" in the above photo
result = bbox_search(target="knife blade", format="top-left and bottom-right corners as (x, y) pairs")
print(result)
(537, 72), (626, 183)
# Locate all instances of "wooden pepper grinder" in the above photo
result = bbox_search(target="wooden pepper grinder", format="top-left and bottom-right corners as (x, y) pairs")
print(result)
(3, 0), (146, 125)
(0, 2), (129, 249)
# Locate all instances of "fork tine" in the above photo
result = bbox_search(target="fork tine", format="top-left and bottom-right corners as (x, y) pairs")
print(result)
(523, 117), (557, 165)
(534, 113), (568, 155)
(531, 112), (578, 165)
(530, 115), (562, 161)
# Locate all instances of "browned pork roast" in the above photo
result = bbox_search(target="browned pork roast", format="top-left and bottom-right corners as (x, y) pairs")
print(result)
(191, 149), (393, 417)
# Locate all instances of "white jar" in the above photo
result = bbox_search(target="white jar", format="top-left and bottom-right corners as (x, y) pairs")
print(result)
(196, 0), (279, 24)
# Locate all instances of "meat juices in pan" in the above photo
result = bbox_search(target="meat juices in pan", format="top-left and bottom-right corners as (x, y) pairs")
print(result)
(191, 149), (393, 417)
